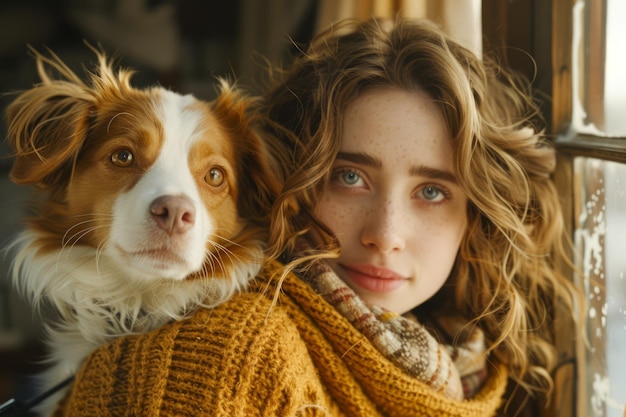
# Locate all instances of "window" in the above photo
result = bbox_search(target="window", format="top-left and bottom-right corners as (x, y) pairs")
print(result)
(565, 1), (626, 416)
(573, 157), (626, 417)
(554, 1), (626, 416)
(484, 0), (626, 416)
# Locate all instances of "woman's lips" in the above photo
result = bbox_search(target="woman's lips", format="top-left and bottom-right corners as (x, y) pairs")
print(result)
(340, 264), (407, 293)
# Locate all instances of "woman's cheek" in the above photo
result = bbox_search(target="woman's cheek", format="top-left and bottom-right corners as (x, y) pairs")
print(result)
(316, 197), (362, 238)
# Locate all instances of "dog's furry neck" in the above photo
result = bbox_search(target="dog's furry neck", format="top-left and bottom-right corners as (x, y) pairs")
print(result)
(10, 229), (263, 346)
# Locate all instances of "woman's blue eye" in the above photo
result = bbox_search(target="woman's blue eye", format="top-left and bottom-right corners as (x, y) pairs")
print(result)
(341, 170), (361, 185)
(421, 186), (444, 202)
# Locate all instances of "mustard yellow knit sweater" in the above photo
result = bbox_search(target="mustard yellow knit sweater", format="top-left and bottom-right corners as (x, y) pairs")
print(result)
(54, 261), (508, 416)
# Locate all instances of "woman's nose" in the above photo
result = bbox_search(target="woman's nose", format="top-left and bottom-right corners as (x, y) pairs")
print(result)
(360, 200), (407, 253)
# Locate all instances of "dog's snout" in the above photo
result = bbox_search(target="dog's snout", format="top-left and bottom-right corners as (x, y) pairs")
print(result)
(150, 195), (196, 234)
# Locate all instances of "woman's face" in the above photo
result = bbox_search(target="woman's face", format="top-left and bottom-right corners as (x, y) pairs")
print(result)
(315, 87), (468, 314)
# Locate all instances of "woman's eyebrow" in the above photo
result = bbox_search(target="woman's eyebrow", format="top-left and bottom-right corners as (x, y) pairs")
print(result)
(335, 152), (382, 168)
(410, 165), (458, 184)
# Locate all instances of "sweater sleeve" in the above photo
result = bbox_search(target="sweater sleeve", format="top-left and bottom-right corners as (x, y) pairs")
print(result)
(54, 292), (330, 417)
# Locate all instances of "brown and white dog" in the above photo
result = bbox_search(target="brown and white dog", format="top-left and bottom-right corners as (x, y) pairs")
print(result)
(5, 48), (279, 414)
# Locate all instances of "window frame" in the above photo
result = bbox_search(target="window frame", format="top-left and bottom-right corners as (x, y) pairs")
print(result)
(482, 1), (626, 416)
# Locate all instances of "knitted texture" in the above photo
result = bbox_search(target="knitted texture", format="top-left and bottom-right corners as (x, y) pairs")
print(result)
(55, 261), (508, 416)
(298, 258), (489, 400)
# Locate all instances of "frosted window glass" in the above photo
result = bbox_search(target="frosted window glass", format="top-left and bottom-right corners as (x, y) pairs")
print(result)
(573, 157), (626, 417)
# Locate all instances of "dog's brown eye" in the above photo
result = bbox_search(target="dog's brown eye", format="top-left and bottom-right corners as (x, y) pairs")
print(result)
(205, 167), (225, 187)
(111, 149), (133, 167)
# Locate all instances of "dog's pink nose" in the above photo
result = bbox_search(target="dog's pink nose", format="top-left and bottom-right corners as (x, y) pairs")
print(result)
(150, 195), (196, 234)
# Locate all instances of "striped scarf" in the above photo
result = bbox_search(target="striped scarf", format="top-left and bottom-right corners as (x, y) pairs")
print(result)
(298, 256), (489, 400)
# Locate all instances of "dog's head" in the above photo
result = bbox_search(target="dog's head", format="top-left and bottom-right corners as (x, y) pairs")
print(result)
(6, 47), (280, 282)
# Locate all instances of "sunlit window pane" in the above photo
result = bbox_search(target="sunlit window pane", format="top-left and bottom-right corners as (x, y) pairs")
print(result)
(573, 157), (626, 417)
(572, 0), (626, 136)
(604, 0), (626, 134)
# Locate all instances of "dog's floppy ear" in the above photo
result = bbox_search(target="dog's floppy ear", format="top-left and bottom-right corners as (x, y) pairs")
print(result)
(212, 82), (283, 223)
(6, 48), (96, 189)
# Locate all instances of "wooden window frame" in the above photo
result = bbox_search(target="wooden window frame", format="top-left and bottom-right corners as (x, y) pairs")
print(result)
(482, 1), (626, 416)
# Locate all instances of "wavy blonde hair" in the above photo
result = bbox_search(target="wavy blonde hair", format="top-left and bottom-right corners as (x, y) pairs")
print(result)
(261, 17), (578, 398)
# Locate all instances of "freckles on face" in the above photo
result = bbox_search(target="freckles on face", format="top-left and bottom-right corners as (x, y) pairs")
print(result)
(318, 196), (363, 238)
(314, 86), (468, 314)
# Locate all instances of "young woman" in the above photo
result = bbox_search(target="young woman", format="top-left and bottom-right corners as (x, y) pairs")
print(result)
(52, 17), (577, 417)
